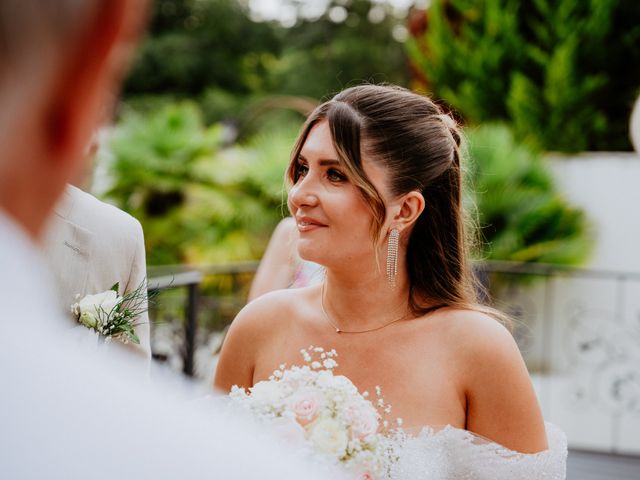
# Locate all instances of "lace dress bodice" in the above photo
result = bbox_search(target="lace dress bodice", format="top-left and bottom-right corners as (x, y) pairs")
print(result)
(381, 422), (567, 480)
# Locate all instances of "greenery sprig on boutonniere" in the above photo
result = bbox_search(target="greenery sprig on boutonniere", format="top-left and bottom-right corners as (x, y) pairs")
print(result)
(71, 280), (156, 345)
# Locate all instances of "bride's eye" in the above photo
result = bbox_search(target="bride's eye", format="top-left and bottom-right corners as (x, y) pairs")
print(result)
(327, 168), (347, 182)
(295, 162), (309, 180)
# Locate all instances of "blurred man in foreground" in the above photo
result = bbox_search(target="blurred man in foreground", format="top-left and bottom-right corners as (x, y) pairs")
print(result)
(0, 1), (329, 478)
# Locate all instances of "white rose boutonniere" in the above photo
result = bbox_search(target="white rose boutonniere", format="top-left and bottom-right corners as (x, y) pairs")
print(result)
(71, 280), (153, 345)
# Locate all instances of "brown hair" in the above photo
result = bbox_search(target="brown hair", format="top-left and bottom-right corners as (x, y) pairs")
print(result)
(287, 85), (503, 321)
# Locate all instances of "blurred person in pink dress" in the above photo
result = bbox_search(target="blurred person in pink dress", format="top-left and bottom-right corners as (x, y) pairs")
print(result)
(249, 216), (324, 301)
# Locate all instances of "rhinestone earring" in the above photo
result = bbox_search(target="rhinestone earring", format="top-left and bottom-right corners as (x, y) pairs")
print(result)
(386, 228), (399, 288)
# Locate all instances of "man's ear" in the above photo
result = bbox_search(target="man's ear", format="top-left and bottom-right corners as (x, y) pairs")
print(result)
(45, 0), (147, 164)
(392, 191), (425, 232)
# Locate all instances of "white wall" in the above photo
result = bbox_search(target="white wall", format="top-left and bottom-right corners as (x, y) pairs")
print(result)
(508, 152), (640, 454)
(548, 152), (640, 272)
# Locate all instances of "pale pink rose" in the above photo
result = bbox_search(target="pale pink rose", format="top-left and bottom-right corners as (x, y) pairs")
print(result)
(286, 389), (323, 426)
(347, 403), (379, 440)
(360, 472), (375, 480)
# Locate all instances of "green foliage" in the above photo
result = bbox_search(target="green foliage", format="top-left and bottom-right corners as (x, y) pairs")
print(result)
(125, 0), (281, 97)
(123, 0), (411, 124)
(106, 102), (297, 265)
(409, 0), (640, 151)
(466, 124), (592, 264)
(264, 0), (410, 99)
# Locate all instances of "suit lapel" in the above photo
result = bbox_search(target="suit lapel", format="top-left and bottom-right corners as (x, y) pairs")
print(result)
(57, 221), (94, 302)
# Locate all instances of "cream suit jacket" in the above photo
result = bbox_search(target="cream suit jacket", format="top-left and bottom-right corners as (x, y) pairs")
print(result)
(43, 185), (151, 361)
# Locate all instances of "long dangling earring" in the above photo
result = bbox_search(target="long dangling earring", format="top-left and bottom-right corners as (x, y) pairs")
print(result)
(386, 228), (399, 288)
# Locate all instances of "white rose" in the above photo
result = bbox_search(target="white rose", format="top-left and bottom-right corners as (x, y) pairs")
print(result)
(78, 290), (121, 319)
(78, 311), (98, 329)
(249, 380), (284, 406)
(315, 370), (334, 387)
(327, 374), (359, 395)
(307, 417), (349, 458)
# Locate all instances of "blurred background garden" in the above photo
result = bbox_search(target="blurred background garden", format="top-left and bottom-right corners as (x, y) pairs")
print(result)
(89, 0), (640, 473)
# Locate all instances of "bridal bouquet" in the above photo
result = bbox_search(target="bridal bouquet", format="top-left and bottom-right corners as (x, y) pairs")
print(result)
(71, 281), (151, 345)
(230, 347), (389, 479)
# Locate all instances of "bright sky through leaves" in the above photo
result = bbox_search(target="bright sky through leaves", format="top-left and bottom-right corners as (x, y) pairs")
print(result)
(247, 0), (430, 26)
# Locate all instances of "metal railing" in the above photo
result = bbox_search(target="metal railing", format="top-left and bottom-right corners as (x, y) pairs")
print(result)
(147, 262), (258, 377)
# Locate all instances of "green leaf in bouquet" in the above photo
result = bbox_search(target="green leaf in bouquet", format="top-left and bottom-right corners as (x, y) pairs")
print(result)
(126, 330), (140, 345)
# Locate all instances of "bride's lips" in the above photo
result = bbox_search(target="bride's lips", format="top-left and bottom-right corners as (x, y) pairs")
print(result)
(296, 215), (327, 232)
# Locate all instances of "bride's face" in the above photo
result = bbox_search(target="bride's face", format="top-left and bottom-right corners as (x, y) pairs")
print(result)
(288, 121), (390, 269)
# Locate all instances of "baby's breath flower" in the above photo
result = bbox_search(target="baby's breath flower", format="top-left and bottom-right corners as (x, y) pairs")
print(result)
(323, 359), (338, 369)
(227, 346), (387, 475)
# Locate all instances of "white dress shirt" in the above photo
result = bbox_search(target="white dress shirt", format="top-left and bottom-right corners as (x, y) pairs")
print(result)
(0, 210), (334, 480)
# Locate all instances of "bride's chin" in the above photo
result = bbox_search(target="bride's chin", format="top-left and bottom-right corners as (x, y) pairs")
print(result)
(297, 243), (326, 265)
(297, 250), (322, 265)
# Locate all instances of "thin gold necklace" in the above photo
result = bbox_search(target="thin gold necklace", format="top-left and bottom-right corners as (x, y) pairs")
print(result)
(320, 281), (413, 334)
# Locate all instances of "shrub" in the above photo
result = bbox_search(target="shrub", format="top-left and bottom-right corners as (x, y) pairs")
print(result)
(466, 124), (593, 264)
(408, 0), (640, 152)
(105, 101), (296, 265)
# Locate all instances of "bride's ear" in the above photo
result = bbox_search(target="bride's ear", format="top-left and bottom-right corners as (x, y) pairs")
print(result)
(391, 191), (425, 232)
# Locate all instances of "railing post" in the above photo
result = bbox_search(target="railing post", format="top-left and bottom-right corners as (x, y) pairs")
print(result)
(182, 282), (199, 377)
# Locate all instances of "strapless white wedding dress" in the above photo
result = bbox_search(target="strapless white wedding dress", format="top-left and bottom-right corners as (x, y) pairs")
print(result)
(226, 346), (567, 480)
(380, 422), (567, 479)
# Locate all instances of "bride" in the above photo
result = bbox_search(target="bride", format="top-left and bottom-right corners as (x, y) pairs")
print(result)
(215, 85), (566, 477)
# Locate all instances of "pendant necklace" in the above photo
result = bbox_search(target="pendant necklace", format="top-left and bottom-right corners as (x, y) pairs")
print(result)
(320, 281), (412, 334)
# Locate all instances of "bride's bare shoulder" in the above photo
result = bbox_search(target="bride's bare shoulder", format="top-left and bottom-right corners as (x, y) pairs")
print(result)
(434, 308), (548, 453)
(232, 286), (318, 334)
(215, 287), (318, 391)
(430, 307), (517, 360)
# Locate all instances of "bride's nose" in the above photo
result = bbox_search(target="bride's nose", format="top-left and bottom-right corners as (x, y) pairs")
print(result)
(288, 175), (320, 209)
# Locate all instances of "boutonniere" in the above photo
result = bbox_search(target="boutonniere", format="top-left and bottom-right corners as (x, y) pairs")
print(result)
(71, 281), (152, 345)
